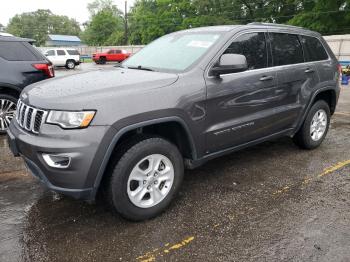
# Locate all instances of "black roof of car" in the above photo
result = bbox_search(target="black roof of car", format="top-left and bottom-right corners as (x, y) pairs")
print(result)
(0, 35), (35, 43)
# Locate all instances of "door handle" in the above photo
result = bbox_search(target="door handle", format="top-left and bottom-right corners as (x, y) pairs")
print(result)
(304, 68), (315, 73)
(260, 75), (274, 81)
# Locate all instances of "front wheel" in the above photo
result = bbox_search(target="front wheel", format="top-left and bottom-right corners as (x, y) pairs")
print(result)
(106, 137), (184, 221)
(293, 100), (330, 149)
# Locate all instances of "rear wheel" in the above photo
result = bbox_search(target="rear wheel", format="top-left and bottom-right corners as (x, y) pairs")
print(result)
(293, 100), (330, 149)
(65, 60), (75, 69)
(106, 137), (184, 221)
(0, 94), (17, 134)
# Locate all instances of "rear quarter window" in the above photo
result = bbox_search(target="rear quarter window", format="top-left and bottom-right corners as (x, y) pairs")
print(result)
(57, 50), (66, 56)
(0, 41), (44, 61)
(270, 33), (304, 66)
(67, 49), (80, 55)
(300, 35), (329, 62)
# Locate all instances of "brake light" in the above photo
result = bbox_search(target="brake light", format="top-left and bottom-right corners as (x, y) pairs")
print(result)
(32, 63), (55, 78)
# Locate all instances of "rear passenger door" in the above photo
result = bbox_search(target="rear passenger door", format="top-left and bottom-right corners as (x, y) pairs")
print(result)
(56, 50), (67, 66)
(299, 35), (333, 85)
(268, 32), (319, 129)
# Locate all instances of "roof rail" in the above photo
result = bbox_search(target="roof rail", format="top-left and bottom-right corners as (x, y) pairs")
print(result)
(248, 22), (305, 30)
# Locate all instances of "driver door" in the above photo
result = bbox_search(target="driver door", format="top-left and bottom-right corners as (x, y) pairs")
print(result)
(205, 31), (288, 153)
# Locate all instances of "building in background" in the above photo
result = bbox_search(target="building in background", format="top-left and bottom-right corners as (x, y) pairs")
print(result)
(45, 34), (82, 47)
(324, 34), (350, 65)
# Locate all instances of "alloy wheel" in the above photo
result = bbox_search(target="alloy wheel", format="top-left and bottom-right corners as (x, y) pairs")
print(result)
(67, 61), (75, 69)
(127, 154), (175, 208)
(310, 109), (327, 141)
(0, 98), (16, 131)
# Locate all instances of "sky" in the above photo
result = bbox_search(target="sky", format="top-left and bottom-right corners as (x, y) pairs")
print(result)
(0, 0), (136, 26)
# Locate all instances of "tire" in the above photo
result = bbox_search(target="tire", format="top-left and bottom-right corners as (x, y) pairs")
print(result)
(65, 60), (75, 69)
(99, 57), (106, 64)
(0, 94), (18, 134)
(106, 137), (184, 221)
(293, 100), (330, 149)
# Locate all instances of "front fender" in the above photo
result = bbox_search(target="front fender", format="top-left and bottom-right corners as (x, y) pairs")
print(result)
(90, 116), (197, 199)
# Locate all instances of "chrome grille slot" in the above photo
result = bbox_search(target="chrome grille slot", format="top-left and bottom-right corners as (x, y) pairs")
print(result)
(16, 100), (47, 134)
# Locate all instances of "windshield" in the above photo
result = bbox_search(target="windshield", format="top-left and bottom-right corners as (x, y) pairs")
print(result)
(122, 33), (221, 73)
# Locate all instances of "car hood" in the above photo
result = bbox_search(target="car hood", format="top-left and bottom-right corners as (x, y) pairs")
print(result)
(21, 67), (179, 110)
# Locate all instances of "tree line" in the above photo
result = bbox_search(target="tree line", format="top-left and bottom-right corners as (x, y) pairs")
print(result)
(4, 0), (350, 46)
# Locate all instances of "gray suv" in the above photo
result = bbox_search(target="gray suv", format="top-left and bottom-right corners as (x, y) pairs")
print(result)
(7, 23), (340, 221)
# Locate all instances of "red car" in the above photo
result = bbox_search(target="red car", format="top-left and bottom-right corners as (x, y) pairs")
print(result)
(92, 49), (131, 64)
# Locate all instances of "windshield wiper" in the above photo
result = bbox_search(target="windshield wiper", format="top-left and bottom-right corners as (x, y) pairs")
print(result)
(126, 65), (155, 72)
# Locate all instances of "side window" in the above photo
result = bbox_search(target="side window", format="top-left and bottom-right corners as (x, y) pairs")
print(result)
(224, 32), (267, 70)
(67, 50), (80, 55)
(46, 50), (55, 56)
(108, 50), (114, 54)
(270, 33), (304, 66)
(115, 50), (122, 54)
(0, 41), (40, 61)
(57, 50), (66, 56)
(300, 35), (328, 62)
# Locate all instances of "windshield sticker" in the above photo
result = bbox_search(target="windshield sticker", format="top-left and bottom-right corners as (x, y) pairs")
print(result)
(187, 40), (214, 48)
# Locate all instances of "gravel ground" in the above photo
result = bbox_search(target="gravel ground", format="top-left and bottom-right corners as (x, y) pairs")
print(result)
(0, 66), (349, 262)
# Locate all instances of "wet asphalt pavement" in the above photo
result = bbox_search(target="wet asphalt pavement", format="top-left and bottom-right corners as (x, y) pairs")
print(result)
(1, 65), (350, 262)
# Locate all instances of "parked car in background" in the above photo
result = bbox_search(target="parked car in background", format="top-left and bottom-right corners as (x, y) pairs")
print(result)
(92, 49), (131, 64)
(44, 48), (81, 69)
(8, 23), (340, 221)
(0, 35), (54, 133)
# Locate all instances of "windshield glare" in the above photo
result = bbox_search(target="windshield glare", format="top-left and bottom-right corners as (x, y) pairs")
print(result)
(123, 33), (221, 73)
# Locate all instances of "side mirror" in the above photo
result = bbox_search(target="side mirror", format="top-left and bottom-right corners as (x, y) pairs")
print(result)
(210, 54), (248, 77)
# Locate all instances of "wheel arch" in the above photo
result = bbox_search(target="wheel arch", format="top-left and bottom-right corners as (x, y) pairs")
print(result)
(295, 87), (338, 134)
(0, 84), (22, 98)
(91, 116), (197, 198)
(313, 89), (337, 115)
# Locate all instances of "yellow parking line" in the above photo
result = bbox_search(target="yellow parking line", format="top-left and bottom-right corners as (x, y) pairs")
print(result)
(318, 159), (350, 178)
(272, 185), (291, 195)
(273, 159), (350, 195)
(136, 236), (195, 262)
(137, 160), (350, 261)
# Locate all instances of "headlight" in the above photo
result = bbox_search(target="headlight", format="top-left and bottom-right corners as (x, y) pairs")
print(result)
(46, 110), (96, 129)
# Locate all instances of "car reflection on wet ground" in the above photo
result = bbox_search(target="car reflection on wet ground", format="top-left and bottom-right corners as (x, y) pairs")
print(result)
(1, 66), (349, 262)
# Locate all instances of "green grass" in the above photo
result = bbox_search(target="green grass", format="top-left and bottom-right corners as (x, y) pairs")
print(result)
(81, 58), (93, 63)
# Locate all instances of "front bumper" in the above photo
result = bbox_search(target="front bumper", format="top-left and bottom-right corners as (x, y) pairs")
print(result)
(7, 121), (111, 200)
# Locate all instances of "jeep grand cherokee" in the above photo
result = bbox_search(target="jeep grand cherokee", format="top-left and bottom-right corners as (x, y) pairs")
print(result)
(7, 23), (340, 221)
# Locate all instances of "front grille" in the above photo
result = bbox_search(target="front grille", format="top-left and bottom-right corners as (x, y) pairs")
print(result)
(16, 100), (48, 134)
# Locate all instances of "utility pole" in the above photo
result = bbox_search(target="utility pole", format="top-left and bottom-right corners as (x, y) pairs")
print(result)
(124, 0), (128, 45)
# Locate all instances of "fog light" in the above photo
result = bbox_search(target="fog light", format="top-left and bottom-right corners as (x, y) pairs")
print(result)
(42, 154), (71, 169)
